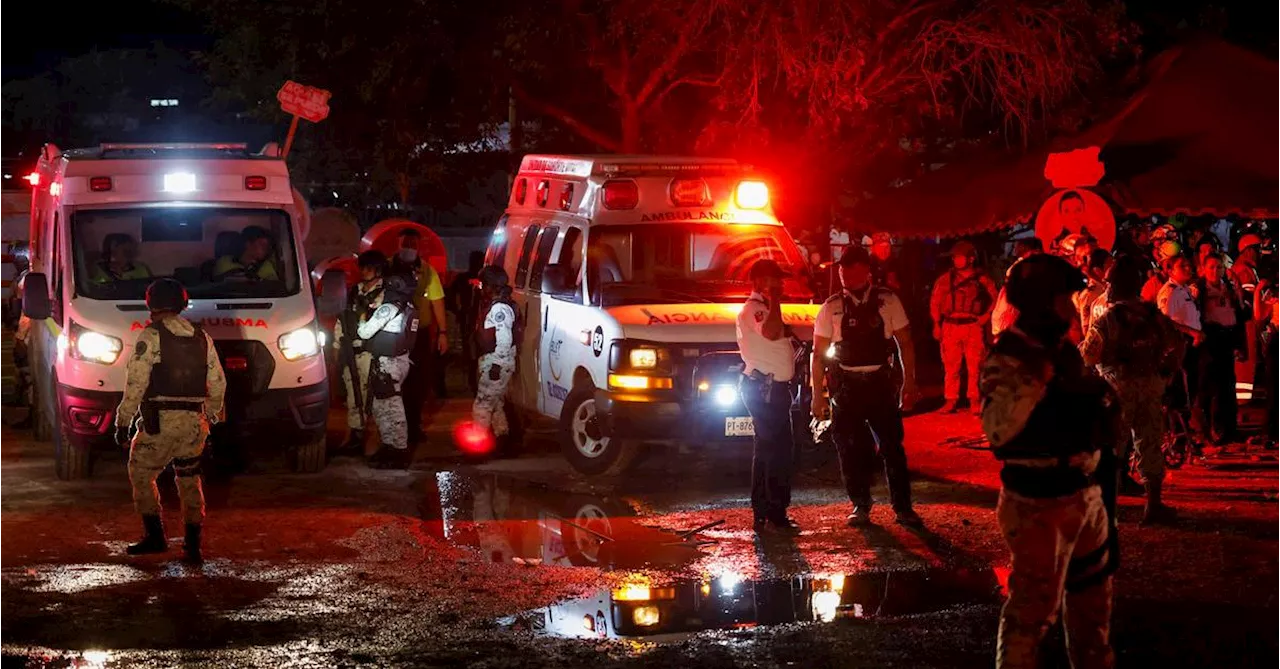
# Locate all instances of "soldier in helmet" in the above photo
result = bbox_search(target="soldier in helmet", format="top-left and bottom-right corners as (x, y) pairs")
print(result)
(979, 254), (1118, 668)
(472, 266), (520, 449)
(115, 278), (227, 563)
(930, 240), (996, 413)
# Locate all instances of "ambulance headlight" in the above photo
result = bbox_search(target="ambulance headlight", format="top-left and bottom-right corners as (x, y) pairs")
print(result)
(72, 327), (123, 365)
(628, 348), (658, 369)
(278, 328), (320, 361)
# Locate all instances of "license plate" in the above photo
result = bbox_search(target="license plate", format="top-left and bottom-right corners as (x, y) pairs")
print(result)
(724, 416), (755, 437)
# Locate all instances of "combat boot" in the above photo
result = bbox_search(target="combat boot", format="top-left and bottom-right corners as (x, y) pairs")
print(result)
(337, 429), (365, 455)
(183, 524), (203, 564)
(126, 515), (167, 555)
(1141, 480), (1178, 526)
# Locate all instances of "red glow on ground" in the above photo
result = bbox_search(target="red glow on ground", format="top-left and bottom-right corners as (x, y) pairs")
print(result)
(453, 420), (495, 456)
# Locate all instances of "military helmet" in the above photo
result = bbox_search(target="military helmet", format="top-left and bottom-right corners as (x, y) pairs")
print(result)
(478, 264), (510, 289)
(145, 278), (189, 313)
(1003, 254), (1086, 313)
(382, 273), (415, 302)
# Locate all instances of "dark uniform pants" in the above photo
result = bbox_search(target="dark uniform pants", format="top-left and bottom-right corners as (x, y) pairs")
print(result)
(741, 377), (795, 522)
(830, 368), (912, 511)
(1195, 323), (1239, 441)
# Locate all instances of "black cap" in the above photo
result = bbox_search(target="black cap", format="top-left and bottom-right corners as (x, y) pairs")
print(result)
(748, 259), (789, 280)
(835, 246), (872, 267)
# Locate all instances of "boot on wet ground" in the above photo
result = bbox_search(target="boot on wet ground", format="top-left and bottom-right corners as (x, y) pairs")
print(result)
(336, 429), (365, 455)
(183, 524), (203, 564)
(127, 515), (167, 555)
(847, 505), (874, 527)
(1141, 480), (1178, 526)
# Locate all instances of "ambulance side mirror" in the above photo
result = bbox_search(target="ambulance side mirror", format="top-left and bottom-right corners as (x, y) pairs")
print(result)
(21, 272), (51, 320)
(317, 270), (347, 317)
(541, 264), (576, 300)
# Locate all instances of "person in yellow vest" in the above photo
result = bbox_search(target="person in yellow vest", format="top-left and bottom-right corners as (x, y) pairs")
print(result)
(388, 228), (448, 444)
(212, 226), (279, 281)
(90, 234), (152, 284)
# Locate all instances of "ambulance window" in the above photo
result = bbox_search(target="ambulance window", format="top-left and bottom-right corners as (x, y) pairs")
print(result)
(558, 227), (583, 278)
(527, 226), (560, 293)
(513, 224), (540, 288)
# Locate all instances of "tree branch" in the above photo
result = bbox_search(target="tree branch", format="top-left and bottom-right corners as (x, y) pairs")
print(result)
(511, 85), (622, 152)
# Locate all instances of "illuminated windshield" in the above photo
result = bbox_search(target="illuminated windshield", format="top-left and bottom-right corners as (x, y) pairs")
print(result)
(71, 207), (300, 300)
(587, 224), (809, 306)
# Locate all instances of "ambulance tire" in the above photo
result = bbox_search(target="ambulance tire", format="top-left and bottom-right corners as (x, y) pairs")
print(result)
(54, 421), (93, 480)
(290, 433), (328, 473)
(31, 378), (51, 442)
(560, 386), (640, 477)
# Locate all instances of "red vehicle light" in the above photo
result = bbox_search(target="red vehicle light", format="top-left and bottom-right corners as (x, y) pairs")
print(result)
(68, 407), (104, 428)
(225, 357), (249, 371)
(89, 177), (112, 192)
(535, 180), (550, 207)
(602, 180), (639, 210)
(244, 175), (268, 190)
(24, 172), (40, 187)
(669, 178), (709, 206)
(513, 178), (528, 204)
(559, 183), (575, 211)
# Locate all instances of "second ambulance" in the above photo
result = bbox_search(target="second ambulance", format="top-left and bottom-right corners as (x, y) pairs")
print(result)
(488, 155), (818, 476)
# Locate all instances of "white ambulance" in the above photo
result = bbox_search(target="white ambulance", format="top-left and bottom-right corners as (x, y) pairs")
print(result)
(21, 143), (345, 479)
(488, 155), (819, 476)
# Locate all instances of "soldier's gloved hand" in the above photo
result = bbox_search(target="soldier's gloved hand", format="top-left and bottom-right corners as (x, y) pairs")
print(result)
(488, 363), (502, 381)
(114, 425), (131, 447)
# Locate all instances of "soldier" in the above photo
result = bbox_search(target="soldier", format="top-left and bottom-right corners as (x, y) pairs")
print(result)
(115, 279), (226, 563)
(991, 238), (1043, 337)
(930, 240), (996, 413)
(1081, 255), (1184, 524)
(811, 247), (922, 527)
(472, 266), (518, 446)
(1075, 248), (1113, 334)
(979, 254), (1116, 669)
(736, 259), (799, 534)
(389, 228), (449, 441)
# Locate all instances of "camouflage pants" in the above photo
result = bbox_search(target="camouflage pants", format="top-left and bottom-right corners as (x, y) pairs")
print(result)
(473, 353), (515, 437)
(941, 322), (986, 402)
(997, 485), (1113, 669)
(128, 410), (209, 525)
(1112, 375), (1166, 484)
(343, 352), (411, 449)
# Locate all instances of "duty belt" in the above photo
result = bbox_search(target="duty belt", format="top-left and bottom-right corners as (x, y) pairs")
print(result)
(943, 315), (979, 325)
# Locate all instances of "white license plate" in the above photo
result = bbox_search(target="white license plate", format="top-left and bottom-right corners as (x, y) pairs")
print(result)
(724, 416), (755, 437)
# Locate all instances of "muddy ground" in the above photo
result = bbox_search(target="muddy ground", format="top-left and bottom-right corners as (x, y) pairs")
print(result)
(2, 385), (1276, 668)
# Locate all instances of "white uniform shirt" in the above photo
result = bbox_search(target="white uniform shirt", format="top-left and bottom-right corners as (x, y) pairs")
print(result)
(1157, 281), (1202, 332)
(483, 301), (516, 359)
(814, 285), (910, 371)
(736, 292), (796, 381)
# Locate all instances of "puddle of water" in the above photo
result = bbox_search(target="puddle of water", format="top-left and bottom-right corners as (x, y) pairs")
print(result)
(501, 568), (1000, 641)
(420, 471), (708, 570)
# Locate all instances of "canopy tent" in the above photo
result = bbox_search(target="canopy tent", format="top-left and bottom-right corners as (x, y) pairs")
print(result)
(852, 39), (1279, 238)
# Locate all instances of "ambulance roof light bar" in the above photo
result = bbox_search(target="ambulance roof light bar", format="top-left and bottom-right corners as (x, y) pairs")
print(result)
(99, 143), (249, 151)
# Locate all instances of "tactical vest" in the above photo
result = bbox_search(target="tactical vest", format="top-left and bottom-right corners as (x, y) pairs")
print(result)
(364, 298), (420, 357)
(144, 323), (208, 399)
(833, 290), (893, 368)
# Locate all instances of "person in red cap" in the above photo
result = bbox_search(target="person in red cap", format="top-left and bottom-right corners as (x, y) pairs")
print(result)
(930, 240), (996, 413)
(1231, 233), (1263, 296)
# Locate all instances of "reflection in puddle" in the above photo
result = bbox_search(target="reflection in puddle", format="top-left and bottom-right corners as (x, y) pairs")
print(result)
(502, 568), (999, 641)
(7, 564), (151, 594)
(422, 472), (707, 570)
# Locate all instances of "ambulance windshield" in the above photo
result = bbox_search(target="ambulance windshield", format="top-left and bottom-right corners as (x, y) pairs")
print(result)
(70, 207), (300, 300)
(587, 224), (809, 306)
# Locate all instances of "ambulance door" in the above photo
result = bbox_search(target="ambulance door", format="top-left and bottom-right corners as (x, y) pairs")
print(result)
(508, 221), (543, 411)
(537, 225), (585, 419)
(518, 224), (560, 416)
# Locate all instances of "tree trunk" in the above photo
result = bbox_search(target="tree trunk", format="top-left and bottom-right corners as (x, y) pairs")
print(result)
(620, 103), (642, 154)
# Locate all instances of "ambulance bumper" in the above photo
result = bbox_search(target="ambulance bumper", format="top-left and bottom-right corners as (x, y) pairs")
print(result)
(592, 388), (753, 443)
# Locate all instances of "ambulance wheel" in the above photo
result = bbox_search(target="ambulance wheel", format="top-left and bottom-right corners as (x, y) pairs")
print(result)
(290, 433), (328, 473)
(54, 422), (93, 480)
(31, 379), (52, 442)
(560, 386), (640, 476)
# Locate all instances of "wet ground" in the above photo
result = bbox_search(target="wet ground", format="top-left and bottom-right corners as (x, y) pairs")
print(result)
(2, 372), (1277, 667)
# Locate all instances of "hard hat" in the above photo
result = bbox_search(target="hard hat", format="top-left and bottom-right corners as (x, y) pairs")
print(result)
(145, 278), (189, 313)
(1155, 240), (1183, 263)
(1004, 254), (1086, 314)
(1238, 234), (1263, 254)
(949, 240), (977, 257)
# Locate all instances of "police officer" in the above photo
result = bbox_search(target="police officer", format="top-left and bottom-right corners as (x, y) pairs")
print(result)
(472, 266), (518, 445)
(979, 255), (1117, 668)
(929, 240), (996, 413)
(115, 278), (227, 563)
(1081, 254), (1184, 525)
(812, 247), (922, 527)
(737, 259), (799, 533)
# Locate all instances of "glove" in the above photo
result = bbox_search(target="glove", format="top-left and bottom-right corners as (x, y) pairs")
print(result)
(114, 425), (131, 447)
(488, 363), (502, 381)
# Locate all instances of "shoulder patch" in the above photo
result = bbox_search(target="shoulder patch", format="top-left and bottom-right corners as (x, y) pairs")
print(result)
(492, 308), (507, 323)
(133, 341), (148, 358)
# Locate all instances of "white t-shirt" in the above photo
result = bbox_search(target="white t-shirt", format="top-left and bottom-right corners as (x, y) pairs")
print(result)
(736, 292), (796, 381)
(814, 285), (910, 371)
(483, 301), (516, 358)
(1157, 281), (1202, 332)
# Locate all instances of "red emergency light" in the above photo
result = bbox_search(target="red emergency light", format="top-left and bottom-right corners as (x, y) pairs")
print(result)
(735, 180), (769, 209)
(559, 183), (574, 211)
(453, 420), (495, 456)
(224, 356), (249, 371)
(89, 177), (113, 192)
(513, 178), (528, 205)
(602, 180), (639, 210)
(535, 180), (551, 207)
(244, 175), (267, 190)
(23, 172), (39, 187)
(669, 178), (709, 207)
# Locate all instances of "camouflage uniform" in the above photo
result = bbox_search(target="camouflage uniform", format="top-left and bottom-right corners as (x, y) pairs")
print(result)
(931, 268), (997, 405)
(473, 300), (517, 436)
(334, 279), (413, 450)
(117, 316), (227, 525)
(1080, 299), (1184, 484)
(981, 327), (1116, 669)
